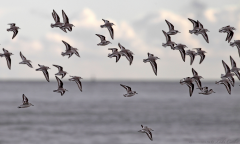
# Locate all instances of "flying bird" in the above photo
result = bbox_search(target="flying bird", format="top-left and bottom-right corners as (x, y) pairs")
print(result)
(165, 20), (180, 35)
(120, 84), (138, 97)
(118, 43), (134, 65)
(53, 76), (68, 96)
(36, 64), (50, 82)
(193, 48), (206, 64)
(100, 19), (114, 39)
(188, 18), (201, 34)
(219, 25), (236, 43)
(180, 77), (194, 97)
(230, 56), (240, 80)
(221, 60), (235, 87)
(108, 48), (121, 63)
(53, 64), (67, 79)
(61, 40), (80, 58)
(162, 30), (177, 49)
(69, 76), (83, 92)
(197, 87), (215, 95)
(61, 10), (74, 32)
(7, 23), (20, 39)
(19, 51), (33, 68)
(185, 50), (196, 65)
(18, 94), (34, 108)
(191, 68), (203, 89)
(51, 10), (66, 32)
(138, 125), (154, 141)
(143, 53), (160, 76)
(215, 78), (231, 95)
(95, 34), (111, 46)
(0, 48), (13, 69)
(230, 40), (240, 57)
(172, 44), (188, 62)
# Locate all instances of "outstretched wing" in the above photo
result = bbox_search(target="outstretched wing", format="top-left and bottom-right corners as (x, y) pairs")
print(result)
(192, 68), (198, 76)
(22, 94), (28, 103)
(226, 31), (234, 43)
(96, 34), (106, 41)
(118, 43), (125, 50)
(20, 51), (27, 60)
(188, 18), (198, 29)
(52, 10), (60, 23)
(186, 82), (194, 97)
(43, 70), (50, 82)
(55, 76), (63, 88)
(120, 84), (131, 92)
(53, 64), (63, 72)
(62, 10), (69, 24)
(107, 26), (114, 39)
(165, 20), (174, 31)
(12, 29), (18, 39)
(5, 56), (11, 69)
(162, 30), (171, 42)
(230, 56), (237, 68)
(62, 40), (71, 51)
(223, 81), (231, 94)
(75, 79), (82, 92)
(222, 60), (230, 74)
(201, 32), (209, 43)
(199, 54), (205, 64)
(178, 49), (186, 62)
(150, 60), (157, 76)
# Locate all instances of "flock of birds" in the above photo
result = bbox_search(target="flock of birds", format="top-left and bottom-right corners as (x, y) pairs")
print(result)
(0, 10), (240, 141)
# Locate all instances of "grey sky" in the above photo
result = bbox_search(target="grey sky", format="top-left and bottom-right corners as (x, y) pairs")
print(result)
(0, 0), (240, 81)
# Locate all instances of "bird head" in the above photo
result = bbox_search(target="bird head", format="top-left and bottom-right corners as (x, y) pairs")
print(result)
(134, 91), (138, 94)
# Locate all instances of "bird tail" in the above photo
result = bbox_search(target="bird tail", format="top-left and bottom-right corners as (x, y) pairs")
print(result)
(189, 30), (193, 34)
(162, 43), (166, 47)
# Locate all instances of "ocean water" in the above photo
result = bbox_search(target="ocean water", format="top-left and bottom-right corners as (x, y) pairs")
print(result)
(0, 81), (239, 144)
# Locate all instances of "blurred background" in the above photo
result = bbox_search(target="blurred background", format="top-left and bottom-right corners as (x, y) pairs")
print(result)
(0, 0), (240, 144)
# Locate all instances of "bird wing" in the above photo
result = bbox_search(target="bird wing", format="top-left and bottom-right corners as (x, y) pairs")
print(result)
(230, 56), (237, 68)
(120, 84), (131, 92)
(178, 48), (186, 62)
(22, 94), (28, 103)
(162, 30), (171, 42)
(165, 20), (174, 30)
(226, 30), (234, 43)
(107, 26), (114, 39)
(199, 53), (205, 64)
(43, 70), (50, 82)
(194, 78), (202, 89)
(223, 81), (231, 94)
(75, 79), (82, 92)
(145, 131), (153, 141)
(62, 40), (71, 51)
(227, 76), (235, 87)
(192, 68), (198, 76)
(12, 29), (18, 39)
(102, 19), (109, 23)
(197, 20), (203, 29)
(150, 60), (157, 76)
(189, 53), (195, 65)
(5, 56), (11, 69)
(53, 64), (63, 72)
(108, 48), (118, 53)
(62, 10), (69, 24)
(26, 62), (33, 68)
(96, 34), (106, 41)
(222, 60), (231, 74)
(56, 76), (63, 88)
(201, 31), (209, 43)
(233, 71), (240, 80)
(73, 50), (80, 57)
(186, 82), (194, 97)
(3, 48), (9, 53)
(20, 51), (27, 60)
(188, 18), (198, 28)
(52, 10), (60, 23)
(118, 43), (125, 50)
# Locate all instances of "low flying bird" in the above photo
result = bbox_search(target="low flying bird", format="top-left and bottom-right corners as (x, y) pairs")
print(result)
(53, 64), (67, 79)
(0, 48), (13, 70)
(191, 68), (203, 89)
(51, 10), (66, 32)
(69, 76), (83, 92)
(53, 76), (68, 96)
(18, 94), (34, 108)
(185, 50), (196, 65)
(221, 60), (235, 87)
(61, 10), (74, 32)
(219, 25), (236, 43)
(19, 51), (33, 68)
(165, 20), (180, 35)
(61, 40), (80, 58)
(118, 43), (134, 65)
(230, 40), (240, 57)
(229, 56), (240, 80)
(197, 87), (215, 95)
(36, 64), (50, 82)
(7, 23), (20, 39)
(95, 34), (111, 46)
(100, 19), (114, 39)
(180, 77), (194, 97)
(143, 53), (160, 76)
(162, 30), (177, 49)
(193, 48), (206, 64)
(215, 78), (231, 95)
(108, 48), (121, 63)
(138, 125), (154, 141)
(172, 44), (188, 62)
(120, 84), (138, 97)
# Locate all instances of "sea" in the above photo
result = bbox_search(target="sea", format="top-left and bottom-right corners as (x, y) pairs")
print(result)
(0, 81), (239, 144)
